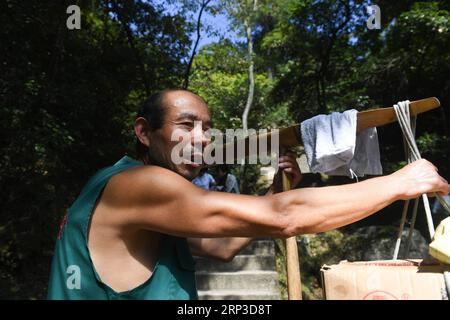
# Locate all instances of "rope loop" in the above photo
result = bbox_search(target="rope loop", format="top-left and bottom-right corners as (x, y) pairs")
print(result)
(392, 100), (450, 259)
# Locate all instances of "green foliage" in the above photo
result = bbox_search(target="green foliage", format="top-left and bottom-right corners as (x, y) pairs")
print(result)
(190, 40), (294, 191)
(0, 0), (191, 299)
(2, 0), (450, 300)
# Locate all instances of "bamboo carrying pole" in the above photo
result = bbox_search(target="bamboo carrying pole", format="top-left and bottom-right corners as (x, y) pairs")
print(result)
(219, 97), (441, 157)
(216, 97), (441, 301)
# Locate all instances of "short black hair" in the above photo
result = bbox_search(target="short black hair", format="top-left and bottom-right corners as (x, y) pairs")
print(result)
(135, 88), (202, 159)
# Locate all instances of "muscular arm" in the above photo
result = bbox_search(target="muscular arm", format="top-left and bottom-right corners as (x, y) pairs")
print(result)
(103, 159), (449, 239)
(187, 237), (253, 262)
(187, 183), (275, 261)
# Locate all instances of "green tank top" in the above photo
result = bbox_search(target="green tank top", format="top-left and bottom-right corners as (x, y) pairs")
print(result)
(47, 156), (198, 300)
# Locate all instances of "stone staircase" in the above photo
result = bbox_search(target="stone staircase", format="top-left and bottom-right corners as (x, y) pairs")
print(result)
(195, 240), (281, 300)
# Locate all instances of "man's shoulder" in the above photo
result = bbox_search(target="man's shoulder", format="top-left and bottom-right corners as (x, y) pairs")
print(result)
(103, 165), (193, 205)
(112, 165), (184, 188)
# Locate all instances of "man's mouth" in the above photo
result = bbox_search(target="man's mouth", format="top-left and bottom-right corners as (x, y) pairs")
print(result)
(183, 159), (201, 168)
(182, 153), (203, 168)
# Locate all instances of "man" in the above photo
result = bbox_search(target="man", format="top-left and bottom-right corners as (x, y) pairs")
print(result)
(214, 165), (240, 194)
(47, 89), (450, 300)
(192, 167), (216, 190)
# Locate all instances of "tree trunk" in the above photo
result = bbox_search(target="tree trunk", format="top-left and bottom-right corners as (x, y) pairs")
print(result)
(241, 2), (256, 133)
(240, 0), (257, 191)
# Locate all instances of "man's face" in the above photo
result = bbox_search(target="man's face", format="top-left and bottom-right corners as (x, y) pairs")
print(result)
(141, 91), (212, 180)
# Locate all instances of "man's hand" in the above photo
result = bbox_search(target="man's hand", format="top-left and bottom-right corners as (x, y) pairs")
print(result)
(273, 150), (303, 189)
(391, 159), (450, 200)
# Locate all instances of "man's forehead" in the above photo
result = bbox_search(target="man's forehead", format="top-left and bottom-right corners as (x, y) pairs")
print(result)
(165, 92), (211, 121)
(164, 90), (206, 107)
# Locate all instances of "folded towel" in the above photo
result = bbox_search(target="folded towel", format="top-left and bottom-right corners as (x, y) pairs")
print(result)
(300, 109), (383, 177)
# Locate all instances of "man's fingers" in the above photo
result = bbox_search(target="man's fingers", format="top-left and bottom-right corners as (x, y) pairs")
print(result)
(437, 176), (450, 192)
(279, 155), (297, 163)
(434, 179), (450, 196)
(278, 162), (297, 169)
(422, 158), (438, 172)
(280, 166), (302, 176)
(443, 183), (450, 195)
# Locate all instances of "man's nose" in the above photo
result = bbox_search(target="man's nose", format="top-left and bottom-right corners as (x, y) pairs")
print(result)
(192, 125), (211, 147)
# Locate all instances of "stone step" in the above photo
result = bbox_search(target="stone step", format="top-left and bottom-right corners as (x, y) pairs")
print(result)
(198, 290), (280, 300)
(239, 240), (275, 256)
(196, 271), (279, 291)
(195, 255), (276, 272)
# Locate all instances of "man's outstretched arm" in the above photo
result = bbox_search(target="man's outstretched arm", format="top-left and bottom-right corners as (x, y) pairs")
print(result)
(188, 151), (301, 262)
(103, 159), (449, 239)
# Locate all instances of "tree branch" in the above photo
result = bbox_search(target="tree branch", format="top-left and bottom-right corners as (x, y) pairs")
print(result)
(183, 0), (212, 89)
(315, 0), (351, 112)
(110, 0), (151, 96)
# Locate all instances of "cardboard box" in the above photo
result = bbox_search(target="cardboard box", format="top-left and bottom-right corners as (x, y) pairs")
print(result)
(320, 259), (450, 300)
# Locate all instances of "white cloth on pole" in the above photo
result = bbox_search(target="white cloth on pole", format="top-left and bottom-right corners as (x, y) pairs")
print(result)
(300, 109), (383, 177)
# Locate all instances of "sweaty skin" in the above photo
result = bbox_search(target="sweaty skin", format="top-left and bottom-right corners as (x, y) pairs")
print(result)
(87, 90), (450, 293)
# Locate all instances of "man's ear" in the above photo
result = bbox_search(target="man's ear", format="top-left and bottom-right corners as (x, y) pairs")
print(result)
(134, 117), (151, 148)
